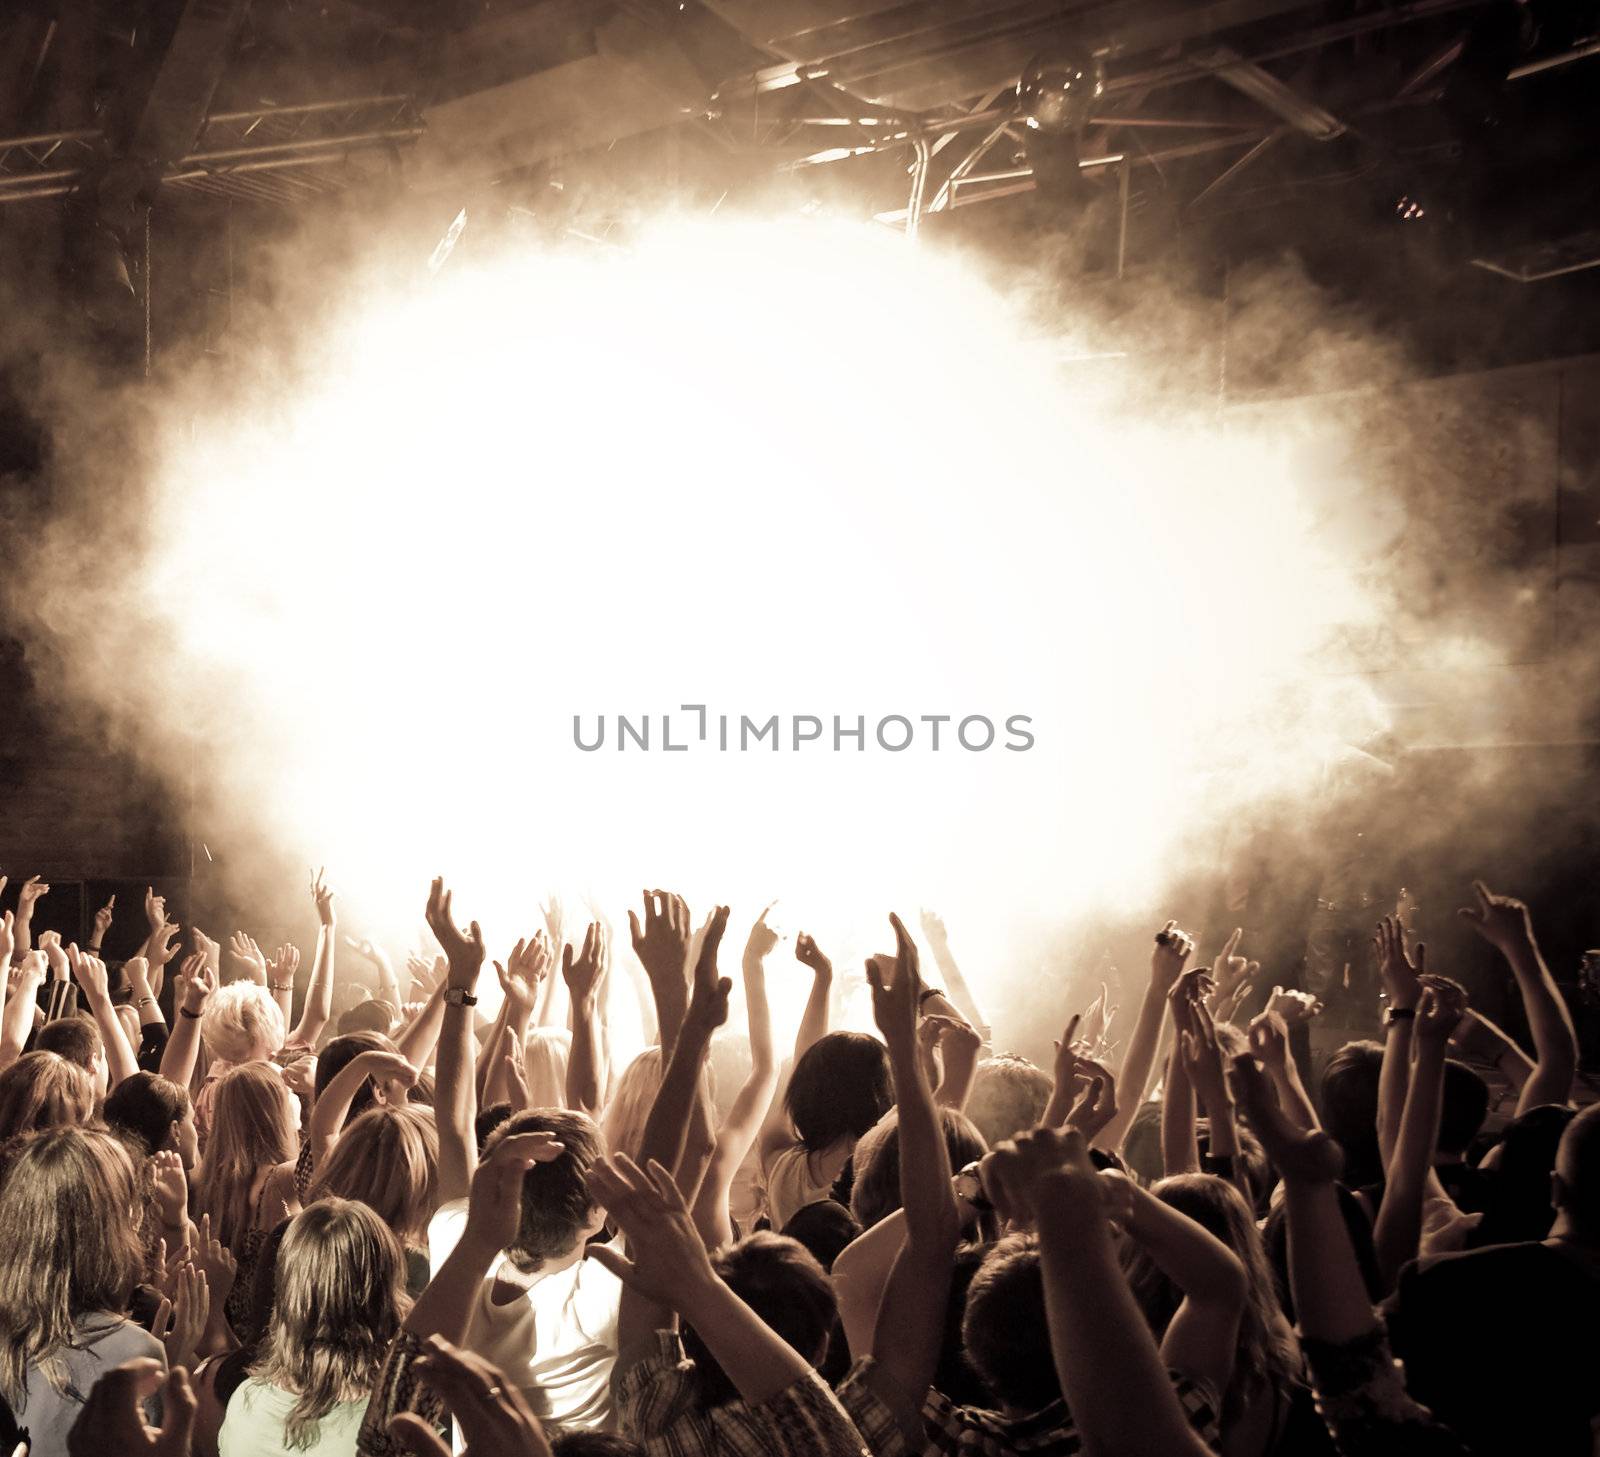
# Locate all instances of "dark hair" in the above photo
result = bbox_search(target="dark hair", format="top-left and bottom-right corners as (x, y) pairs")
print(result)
(314, 1032), (398, 1123)
(784, 1033), (891, 1153)
(1437, 1060), (1490, 1157)
(780, 1200), (861, 1272)
(1554, 1101), (1600, 1237)
(483, 1109), (603, 1271)
(850, 1107), (988, 1230)
(1472, 1104), (1575, 1247)
(103, 1072), (191, 1157)
(1318, 1040), (1384, 1187)
(681, 1233), (835, 1408)
(34, 1016), (102, 1072)
(475, 1101), (513, 1154)
(962, 1234), (1057, 1412)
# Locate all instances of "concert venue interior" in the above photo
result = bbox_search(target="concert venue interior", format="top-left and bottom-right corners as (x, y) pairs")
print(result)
(0, 3), (1597, 1455)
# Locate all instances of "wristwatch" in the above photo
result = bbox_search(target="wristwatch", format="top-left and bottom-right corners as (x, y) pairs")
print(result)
(954, 1161), (994, 1213)
(1382, 1006), (1416, 1026)
(443, 988), (478, 1008)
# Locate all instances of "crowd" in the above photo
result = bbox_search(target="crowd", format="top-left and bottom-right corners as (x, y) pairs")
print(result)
(0, 863), (1593, 1457)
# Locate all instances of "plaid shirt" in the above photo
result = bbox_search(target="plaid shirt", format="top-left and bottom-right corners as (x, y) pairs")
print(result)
(836, 1357), (1222, 1457)
(616, 1332), (872, 1457)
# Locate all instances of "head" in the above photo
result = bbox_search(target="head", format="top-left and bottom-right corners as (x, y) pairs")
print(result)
(681, 1233), (836, 1408)
(337, 998), (397, 1037)
(599, 1048), (663, 1164)
(0, 1128), (145, 1402)
(784, 1032), (892, 1153)
(0, 1050), (96, 1141)
(1120, 1096), (1165, 1185)
(1124, 1174), (1298, 1416)
(201, 982), (287, 1066)
(965, 1056), (1052, 1149)
(1474, 1103), (1576, 1246)
(34, 1016), (107, 1096)
(483, 1109), (605, 1273)
(781, 1199), (862, 1272)
(523, 1027), (572, 1111)
(252, 1198), (407, 1447)
(850, 1106), (988, 1230)
(195, 1060), (299, 1251)
(103, 1071), (198, 1167)
(1437, 1059), (1490, 1160)
(314, 1032), (406, 1124)
(962, 1234), (1058, 1414)
(1318, 1040), (1384, 1187)
(311, 1104), (439, 1249)
(1552, 1101), (1600, 1243)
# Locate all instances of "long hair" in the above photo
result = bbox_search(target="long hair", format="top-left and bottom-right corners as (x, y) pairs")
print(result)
(195, 1061), (298, 1251)
(1123, 1173), (1300, 1427)
(250, 1198), (406, 1449)
(784, 1032), (892, 1153)
(310, 1105), (438, 1249)
(600, 1048), (663, 1163)
(0, 1051), (96, 1141)
(0, 1128), (145, 1406)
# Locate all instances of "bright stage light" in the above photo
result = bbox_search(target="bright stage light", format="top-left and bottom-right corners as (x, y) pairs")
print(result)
(56, 215), (1385, 1029)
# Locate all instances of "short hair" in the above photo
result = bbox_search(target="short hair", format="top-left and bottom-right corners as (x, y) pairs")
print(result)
(850, 1106), (988, 1229)
(1437, 1060), (1490, 1157)
(337, 999), (397, 1037)
(0, 1052), (96, 1141)
(314, 1032), (399, 1123)
(311, 1104), (439, 1248)
(1555, 1101), (1600, 1236)
(965, 1056), (1052, 1149)
(784, 1033), (892, 1153)
(103, 1072), (191, 1157)
(682, 1233), (836, 1408)
(201, 982), (287, 1065)
(780, 1199), (861, 1272)
(483, 1109), (603, 1271)
(1318, 1041), (1384, 1187)
(34, 1016), (102, 1072)
(962, 1234), (1057, 1412)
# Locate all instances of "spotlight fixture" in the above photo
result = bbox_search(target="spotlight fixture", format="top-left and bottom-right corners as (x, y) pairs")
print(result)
(1395, 194), (1426, 221)
(1017, 44), (1104, 134)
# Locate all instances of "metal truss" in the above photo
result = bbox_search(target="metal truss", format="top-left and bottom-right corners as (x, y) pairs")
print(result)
(0, 95), (424, 208)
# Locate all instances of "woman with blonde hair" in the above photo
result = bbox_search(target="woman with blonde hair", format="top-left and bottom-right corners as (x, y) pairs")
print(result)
(195, 1061), (301, 1342)
(0, 1127), (165, 1454)
(219, 1198), (406, 1456)
(0, 1050), (96, 1141)
(191, 983), (289, 1144)
(309, 1105), (438, 1294)
(599, 1047), (664, 1163)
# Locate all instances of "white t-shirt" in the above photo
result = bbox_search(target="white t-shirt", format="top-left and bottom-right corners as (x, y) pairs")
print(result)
(427, 1198), (622, 1431)
(218, 1379), (366, 1457)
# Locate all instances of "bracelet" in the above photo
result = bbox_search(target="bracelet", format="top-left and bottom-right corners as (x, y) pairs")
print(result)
(954, 1161), (994, 1213)
(137, 996), (155, 1008)
(270, 982), (292, 993)
(916, 986), (947, 1008)
(1383, 1006), (1416, 1026)
(179, 1007), (202, 1020)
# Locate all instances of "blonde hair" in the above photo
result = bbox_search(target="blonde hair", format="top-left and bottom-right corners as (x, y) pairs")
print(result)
(195, 1061), (298, 1251)
(0, 1128), (144, 1406)
(600, 1047), (663, 1163)
(251, 1198), (406, 1449)
(522, 1027), (571, 1110)
(0, 1051), (97, 1141)
(310, 1105), (438, 1248)
(201, 982), (287, 1066)
(966, 1056), (1052, 1150)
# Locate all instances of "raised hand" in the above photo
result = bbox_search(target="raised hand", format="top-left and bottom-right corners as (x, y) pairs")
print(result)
(1246, 1008), (1291, 1071)
(0, 909), (12, 968)
(265, 943), (300, 988)
(1064, 1057), (1118, 1142)
(17, 874), (49, 912)
(93, 894), (116, 942)
(684, 905), (732, 1034)
(149, 919), (182, 968)
(585, 1154), (719, 1304)
(39, 929), (69, 981)
(497, 932), (551, 1016)
(743, 903), (780, 969)
(152, 1260), (209, 1371)
(67, 942), (111, 1003)
(1414, 979), (1466, 1048)
(386, 1336), (553, 1457)
(149, 1150), (189, 1230)
(426, 877), (486, 990)
(1209, 928), (1255, 1004)
(794, 931), (832, 979)
(1228, 1054), (1343, 1184)
(1151, 920), (1195, 993)
(357, 1049), (420, 1102)
(311, 867), (336, 928)
(177, 954), (217, 1015)
(1166, 964), (1213, 1039)
(1456, 879), (1533, 953)
(561, 922), (609, 1007)
(1373, 914), (1423, 1009)
(407, 952), (446, 997)
(190, 928), (222, 975)
(979, 1125), (1085, 1227)
(628, 890), (692, 988)
(67, 1358), (197, 1457)
(226, 932), (268, 985)
(281, 1054), (318, 1099)
(866, 912), (921, 1049)
(1266, 986), (1323, 1028)
(1179, 995), (1232, 1114)
(463, 1130), (567, 1254)
(189, 1211), (238, 1312)
(144, 886), (167, 934)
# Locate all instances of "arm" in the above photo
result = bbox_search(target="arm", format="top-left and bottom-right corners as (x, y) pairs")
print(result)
(1374, 916), (1422, 1167)
(10, 876), (48, 961)
(426, 877), (489, 1205)
(69, 944), (140, 1088)
(0, 950), (44, 1069)
(351, 936), (404, 1011)
(263, 943), (300, 1032)
(627, 890), (691, 1059)
(290, 869), (337, 1047)
(929, 1014), (982, 1110)
(125, 956), (166, 1034)
(757, 931), (832, 1164)
(1035, 1146), (1216, 1457)
(692, 910), (780, 1247)
(308, 1050), (417, 1171)
(87, 894), (115, 959)
(1459, 881), (1578, 1111)
(562, 924), (607, 1116)
(1181, 997), (1254, 1208)
(1160, 970), (1209, 1177)
(918, 909), (990, 1038)
(1246, 1008), (1319, 1130)
(396, 974), (448, 1070)
(1448, 1009), (1533, 1091)
(159, 955), (215, 1091)
(1102, 920), (1194, 1152)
